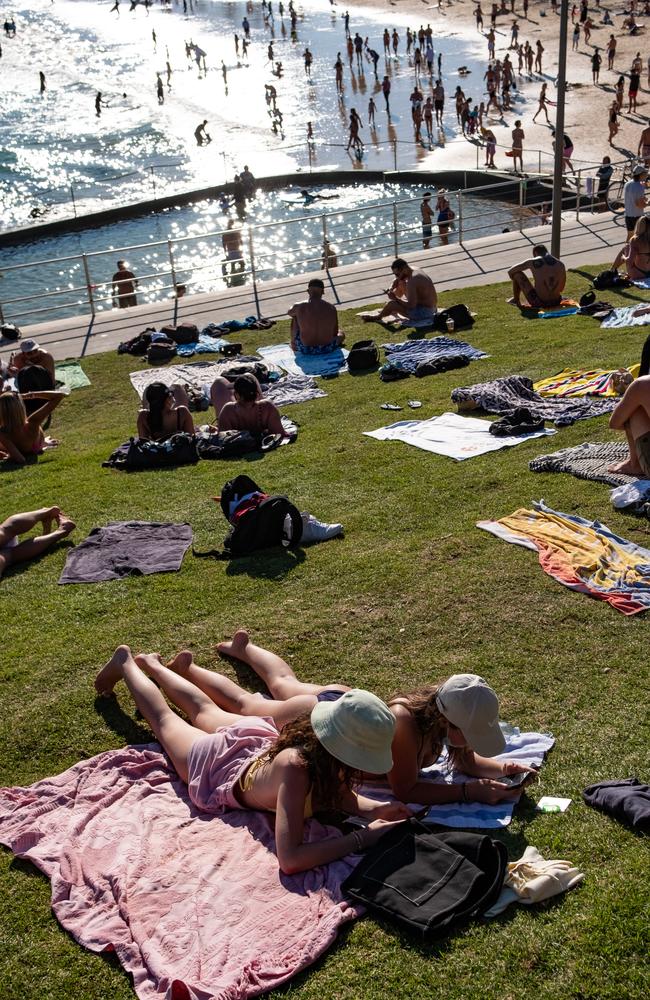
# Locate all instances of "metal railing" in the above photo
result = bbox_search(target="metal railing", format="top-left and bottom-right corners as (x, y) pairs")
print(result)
(0, 166), (627, 328)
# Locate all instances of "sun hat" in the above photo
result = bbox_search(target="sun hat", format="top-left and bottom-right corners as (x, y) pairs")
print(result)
(632, 164), (648, 178)
(19, 339), (40, 353)
(311, 689), (395, 773)
(436, 674), (505, 757)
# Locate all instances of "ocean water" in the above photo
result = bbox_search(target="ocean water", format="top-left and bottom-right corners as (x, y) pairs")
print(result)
(0, 0), (495, 227)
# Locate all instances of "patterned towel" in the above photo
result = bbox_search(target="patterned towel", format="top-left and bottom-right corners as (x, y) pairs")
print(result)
(529, 441), (635, 488)
(383, 336), (488, 374)
(176, 334), (230, 357)
(263, 374), (327, 407)
(452, 375), (617, 426)
(258, 343), (349, 377)
(479, 499), (650, 615)
(533, 367), (638, 399)
(601, 305), (650, 329)
(0, 745), (361, 1000)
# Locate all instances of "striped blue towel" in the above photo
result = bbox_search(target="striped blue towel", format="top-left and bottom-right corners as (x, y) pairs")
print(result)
(383, 336), (488, 373)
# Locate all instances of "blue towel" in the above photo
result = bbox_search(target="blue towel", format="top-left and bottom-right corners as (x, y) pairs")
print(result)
(383, 336), (488, 374)
(176, 334), (230, 358)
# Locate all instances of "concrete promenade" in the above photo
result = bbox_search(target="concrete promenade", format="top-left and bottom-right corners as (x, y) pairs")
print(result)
(1, 210), (626, 364)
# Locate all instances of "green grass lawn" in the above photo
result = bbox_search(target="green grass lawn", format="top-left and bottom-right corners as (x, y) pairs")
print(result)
(1, 266), (649, 1000)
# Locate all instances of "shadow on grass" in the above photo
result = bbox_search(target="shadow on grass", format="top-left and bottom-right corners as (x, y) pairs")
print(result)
(225, 547), (306, 579)
(1, 539), (75, 581)
(94, 694), (154, 745)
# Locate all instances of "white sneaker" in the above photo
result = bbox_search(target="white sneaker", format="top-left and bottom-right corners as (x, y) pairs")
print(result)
(300, 513), (344, 544)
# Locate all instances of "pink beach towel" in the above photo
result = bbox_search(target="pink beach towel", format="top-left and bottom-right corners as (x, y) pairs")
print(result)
(0, 745), (361, 1000)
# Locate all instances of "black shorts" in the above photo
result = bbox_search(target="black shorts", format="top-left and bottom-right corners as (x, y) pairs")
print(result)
(626, 215), (642, 233)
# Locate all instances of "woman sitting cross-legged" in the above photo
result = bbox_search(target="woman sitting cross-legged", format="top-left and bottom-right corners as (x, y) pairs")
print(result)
(161, 631), (535, 807)
(95, 646), (409, 874)
(137, 382), (195, 441)
(0, 390), (65, 464)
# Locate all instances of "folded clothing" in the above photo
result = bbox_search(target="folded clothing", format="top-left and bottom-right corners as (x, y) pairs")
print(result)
(583, 777), (650, 832)
(489, 407), (545, 437)
(383, 336), (487, 374)
(452, 375), (616, 427)
(484, 845), (585, 917)
(415, 355), (470, 378)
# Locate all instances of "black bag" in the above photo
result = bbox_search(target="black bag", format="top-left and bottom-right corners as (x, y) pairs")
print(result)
(414, 355), (470, 377)
(117, 332), (151, 356)
(1, 323), (21, 341)
(342, 821), (507, 937)
(225, 494), (303, 556)
(593, 269), (631, 290)
(146, 339), (177, 364)
(379, 362), (410, 382)
(122, 433), (198, 470)
(167, 323), (198, 345)
(221, 361), (270, 383)
(220, 342), (243, 357)
(347, 339), (379, 372)
(219, 474), (265, 519)
(196, 430), (260, 460)
(434, 304), (475, 332)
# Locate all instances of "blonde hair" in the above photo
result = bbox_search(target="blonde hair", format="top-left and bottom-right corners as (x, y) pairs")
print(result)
(388, 684), (462, 770)
(632, 216), (650, 248)
(0, 392), (26, 435)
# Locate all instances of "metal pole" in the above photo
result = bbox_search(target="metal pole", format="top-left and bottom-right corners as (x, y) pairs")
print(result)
(70, 184), (77, 219)
(575, 170), (582, 222)
(457, 190), (463, 243)
(321, 213), (328, 270)
(81, 254), (96, 316)
(308, 141), (313, 173)
(393, 139), (398, 172)
(247, 227), (258, 291)
(167, 239), (178, 291)
(392, 203), (399, 256)
(551, 0), (569, 256)
(518, 176), (525, 231)
(150, 165), (156, 200)
(0, 300), (5, 325)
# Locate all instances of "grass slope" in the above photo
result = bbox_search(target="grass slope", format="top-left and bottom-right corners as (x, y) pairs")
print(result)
(1, 266), (649, 1000)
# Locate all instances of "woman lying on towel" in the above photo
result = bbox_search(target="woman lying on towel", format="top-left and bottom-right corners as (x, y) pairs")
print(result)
(216, 373), (286, 436)
(137, 382), (195, 441)
(0, 389), (65, 463)
(95, 646), (410, 874)
(163, 630), (535, 808)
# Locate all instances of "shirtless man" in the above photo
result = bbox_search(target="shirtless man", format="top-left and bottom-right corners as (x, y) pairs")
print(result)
(288, 279), (343, 354)
(420, 192), (435, 249)
(111, 260), (138, 308)
(638, 124), (650, 166)
(608, 373), (650, 475)
(9, 339), (56, 383)
(507, 244), (566, 309)
(377, 258), (437, 325)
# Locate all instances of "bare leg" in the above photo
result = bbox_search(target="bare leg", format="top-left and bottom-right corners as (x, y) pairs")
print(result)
(171, 384), (190, 407)
(0, 512), (75, 574)
(94, 646), (206, 782)
(216, 629), (349, 700)
(608, 417), (648, 475)
(0, 506), (61, 546)
(135, 653), (241, 732)
(165, 649), (319, 727)
(210, 376), (235, 419)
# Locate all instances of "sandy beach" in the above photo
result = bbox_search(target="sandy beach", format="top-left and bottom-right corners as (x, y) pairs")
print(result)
(342, 0), (649, 174)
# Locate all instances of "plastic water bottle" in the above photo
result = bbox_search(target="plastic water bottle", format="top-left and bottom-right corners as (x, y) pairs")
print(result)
(446, 316), (455, 334)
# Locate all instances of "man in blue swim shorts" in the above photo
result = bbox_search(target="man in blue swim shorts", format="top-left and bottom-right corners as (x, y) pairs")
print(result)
(288, 278), (345, 354)
(377, 258), (438, 326)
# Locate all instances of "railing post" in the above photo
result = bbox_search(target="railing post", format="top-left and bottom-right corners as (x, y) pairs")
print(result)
(150, 166), (156, 200)
(392, 203), (399, 256)
(247, 227), (258, 292)
(518, 176), (525, 232)
(393, 139), (398, 172)
(538, 149), (541, 175)
(70, 184), (77, 219)
(81, 254), (96, 316)
(167, 239), (178, 291)
(308, 141), (313, 173)
(321, 213), (328, 270)
(0, 300), (5, 325)
(575, 170), (582, 222)
(457, 190), (463, 243)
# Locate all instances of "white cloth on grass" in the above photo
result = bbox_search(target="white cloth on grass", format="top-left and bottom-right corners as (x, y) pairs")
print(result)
(600, 305), (650, 329)
(610, 479), (650, 509)
(483, 845), (585, 917)
(258, 342), (349, 377)
(129, 361), (235, 398)
(364, 411), (555, 461)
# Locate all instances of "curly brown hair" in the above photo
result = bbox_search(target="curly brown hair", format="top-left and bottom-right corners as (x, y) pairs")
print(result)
(388, 685), (462, 771)
(265, 712), (361, 811)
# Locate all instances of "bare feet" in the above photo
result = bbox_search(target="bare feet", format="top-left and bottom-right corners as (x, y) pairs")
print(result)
(607, 460), (643, 476)
(41, 505), (61, 534)
(165, 650), (194, 675)
(217, 628), (250, 661)
(134, 652), (165, 674)
(506, 297), (521, 307)
(95, 644), (131, 696)
(57, 515), (76, 537)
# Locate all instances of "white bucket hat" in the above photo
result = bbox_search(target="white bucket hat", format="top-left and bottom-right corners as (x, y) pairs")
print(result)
(310, 689), (394, 773)
(436, 674), (505, 757)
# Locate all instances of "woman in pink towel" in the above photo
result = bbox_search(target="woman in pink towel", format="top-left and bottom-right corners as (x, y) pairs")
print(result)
(156, 630), (535, 809)
(95, 646), (409, 874)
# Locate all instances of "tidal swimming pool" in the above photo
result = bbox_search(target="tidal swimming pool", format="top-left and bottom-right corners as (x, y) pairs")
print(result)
(0, 181), (528, 325)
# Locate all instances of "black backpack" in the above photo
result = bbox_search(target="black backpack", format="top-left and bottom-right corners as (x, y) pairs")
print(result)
(347, 339), (379, 372)
(117, 332), (151, 356)
(592, 269), (631, 290)
(146, 339), (178, 364)
(434, 304), (475, 332)
(342, 821), (507, 937)
(103, 433), (199, 471)
(1, 323), (21, 341)
(196, 430), (260, 460)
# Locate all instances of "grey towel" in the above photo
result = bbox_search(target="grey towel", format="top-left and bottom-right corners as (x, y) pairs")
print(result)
(263, 374), (327, 407)
(529, 441), (635, 488)
(59, 521), (193, 584)
(451, 375), (616, 427)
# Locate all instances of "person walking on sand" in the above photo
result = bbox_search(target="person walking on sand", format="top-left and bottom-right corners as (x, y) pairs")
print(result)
(334, 52), (343, 92)
(606, 34), (616, 70)
(475, 4), (483, 29)
(156, 73), (164, 104)
(433, 78), (444, 126)
(628, 64), (640, 114)
(572, 21), (580, 50)
(511, 120), (524, 173)
(532, 82), (550, 124)
(591, 48), (602, 84)
(535, 40), (544, 74)
(39, 70), (45, 94)
(608, 101), (620, 145)
(368, 96), (376, 127)
(381, 74), (391, 112)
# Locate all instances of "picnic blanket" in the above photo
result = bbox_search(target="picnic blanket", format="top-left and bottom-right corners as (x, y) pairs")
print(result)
(176, 334), (230, 358)
(382, 336), (488, 373)
(362, 730), (554, 830)
(533, 366), (639, 399)
(258, 343), (349, 378)
(0, 744), (360, 1000)
(59, 521), (193, 584)
(263, 374), (327, 407)
(601, 305), (650, 329)
(364, 412), (555, 461)
(129, 359), (272, 399)
(54, 360), (91, 391)
(529, 441), (636, 488)
(478, 499), (650, 614)
(451, 375), (617, 426)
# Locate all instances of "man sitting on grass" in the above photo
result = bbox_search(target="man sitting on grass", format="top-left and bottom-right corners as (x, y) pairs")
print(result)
(0, 507), (75, 579)
(507, 245), (566, 310)
(288, 279), (344, 354)
(375, 258), (437, 327)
